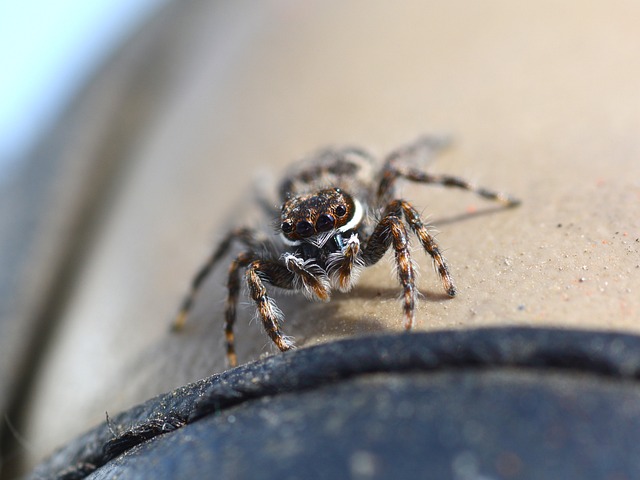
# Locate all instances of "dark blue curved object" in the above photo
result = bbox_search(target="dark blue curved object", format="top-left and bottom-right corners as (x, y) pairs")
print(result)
(29, 327), (640, 479)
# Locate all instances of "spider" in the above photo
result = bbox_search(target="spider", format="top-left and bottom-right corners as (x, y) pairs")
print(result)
(172, 135), (520, 367)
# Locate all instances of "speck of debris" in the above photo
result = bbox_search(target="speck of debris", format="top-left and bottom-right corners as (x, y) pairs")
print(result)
(557, 223), (562, 228)
(517, 304), (526, 311)
(579, 277), (586, 283)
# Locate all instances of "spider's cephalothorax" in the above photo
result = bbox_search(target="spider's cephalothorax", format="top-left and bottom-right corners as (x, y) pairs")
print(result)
(173, 135), (520, 367)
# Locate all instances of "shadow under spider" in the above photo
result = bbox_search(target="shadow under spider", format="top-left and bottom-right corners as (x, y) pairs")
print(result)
(285, 285), (454, 344)
(288, 301), (389, 341)
(337, 285), (454, 302)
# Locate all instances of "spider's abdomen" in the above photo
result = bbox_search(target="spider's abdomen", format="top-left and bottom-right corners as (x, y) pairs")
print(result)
(279, 147), (377, 203)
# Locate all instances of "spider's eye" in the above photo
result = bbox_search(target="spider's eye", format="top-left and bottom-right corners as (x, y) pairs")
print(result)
(281, 220), (293, 233)
(316, 214), (335, 232)
(335, 205), (347, 217)
(296, 220), (314, 237)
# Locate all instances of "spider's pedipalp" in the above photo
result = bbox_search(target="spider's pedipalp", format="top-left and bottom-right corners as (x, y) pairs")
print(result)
(327, 233), (364, 292)
(282, 253), (331, 301)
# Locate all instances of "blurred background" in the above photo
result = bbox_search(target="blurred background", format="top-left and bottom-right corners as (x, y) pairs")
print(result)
(1, 0), (640, 477)
(0, 0), (167, 181)
(0, 0), (167, 475)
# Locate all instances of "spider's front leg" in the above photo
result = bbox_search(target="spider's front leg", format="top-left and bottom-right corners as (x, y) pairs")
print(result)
(362, 212), (418, 329)
(226, 253), (328, 367)
(388, 199), (457, 297)
(362, 200), (457, 329)
(226, 254), (294, 367)
(244, 259), (299, 358)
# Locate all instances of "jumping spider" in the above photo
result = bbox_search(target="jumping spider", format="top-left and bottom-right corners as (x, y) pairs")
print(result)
(173, 135), (519, 366)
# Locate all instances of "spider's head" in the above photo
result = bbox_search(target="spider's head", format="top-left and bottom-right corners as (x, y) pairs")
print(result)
(280, 188), (363, 246)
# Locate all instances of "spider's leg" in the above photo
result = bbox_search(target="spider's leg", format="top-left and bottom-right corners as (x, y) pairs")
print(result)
(393, 200), (457, 297)
(245, 259), (297, 359)
(327, 234), (363, 292)
(172, 227), (263, 331)
(391, 166), (520, 206)
(227, 254), (311, 367)
(377, 135), (452, 202)
(362, 211), (417, 329)
(376, 135), (519, 206)
(224, 251), (254, 367)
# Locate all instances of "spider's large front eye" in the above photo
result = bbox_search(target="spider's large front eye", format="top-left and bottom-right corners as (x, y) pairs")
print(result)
(316, 214), (335, 232)
(296, 220), (314, 237)
(335, 205), (347, 217)
(281, 220), (293, 233)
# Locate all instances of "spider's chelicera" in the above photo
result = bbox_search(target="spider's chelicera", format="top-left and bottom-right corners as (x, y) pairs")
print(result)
(173, 135), (520, 366)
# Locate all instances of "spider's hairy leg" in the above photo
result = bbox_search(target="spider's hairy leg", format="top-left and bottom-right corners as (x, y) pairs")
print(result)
(327, 234), (363, 292)
(226, 255), (300, 367)
(392, 200), (456, 297)
(172, 227), (262, 331)
(376, 135), (452, 202)
(224, 251), (254, 367)
(282, 253), (331, 301)
(376, 135), (520, 207)
(394, 167), (521, 206)
(245, 259), (296, 360)
(362, 214), (417, 330)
